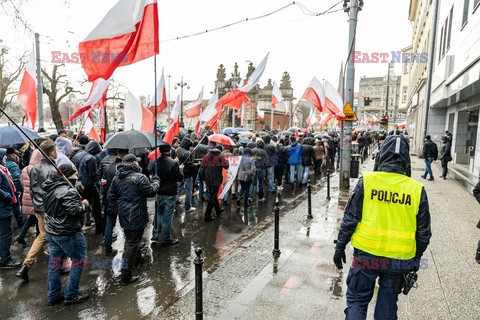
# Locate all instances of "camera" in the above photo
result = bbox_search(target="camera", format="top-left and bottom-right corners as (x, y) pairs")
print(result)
(402, 271), (418, 295)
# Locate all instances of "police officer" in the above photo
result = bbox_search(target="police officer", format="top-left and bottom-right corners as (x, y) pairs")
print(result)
(333, 135), (432, 320)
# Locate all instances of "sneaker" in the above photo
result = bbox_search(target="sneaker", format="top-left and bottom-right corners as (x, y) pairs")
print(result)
(186, 207), (197, 213)
(277, 186), (283, 191)
(105, 249), (118, 259)
(162, 239), (179, 246)
(121, 275), (139, 286)
(151, 237), (159, 243)
(420, 175), (426, 179)
(0, 259), (22, 269)
(64, 293), (90, 305)
(248, 198), (253, 205)
(258, 197), (265, 202)
(47, 296), (64, 306)
(428, 178), (434, 181)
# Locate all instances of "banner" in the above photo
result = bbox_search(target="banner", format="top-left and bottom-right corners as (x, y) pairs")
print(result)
(217, 156), (242, 200)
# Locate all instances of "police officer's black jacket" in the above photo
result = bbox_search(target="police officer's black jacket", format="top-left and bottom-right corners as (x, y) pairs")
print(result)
(43, 175), (87, 235)
(336, 135), (432, 260)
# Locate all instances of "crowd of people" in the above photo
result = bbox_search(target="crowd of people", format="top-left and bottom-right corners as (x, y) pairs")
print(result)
(0, 126), (391, 305)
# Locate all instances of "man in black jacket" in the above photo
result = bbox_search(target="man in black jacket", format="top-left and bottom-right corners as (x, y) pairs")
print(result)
(199, 148), (229, 221)
(176, 138), (196, 212)
(263, 136), (277, 193)
(421, 135), (438, 181)
(194, 136), (210, 201)
(334, 135), (431, 319)
(43, 164), (90, 306)
(251, 140), (268, 201)
(151, 144), (183, 245)
(107, 154), (159, 285)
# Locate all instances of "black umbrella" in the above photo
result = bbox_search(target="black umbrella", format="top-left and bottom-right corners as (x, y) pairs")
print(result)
(0, 124), (41, 147)
(103, 129), (156, 149)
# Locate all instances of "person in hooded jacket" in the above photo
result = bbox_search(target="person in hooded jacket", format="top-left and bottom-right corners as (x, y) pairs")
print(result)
(70, 135), (89, 163)
(194, 136), (211, 201)
(176, 138), (196, 212)
(236, 148), (256, 207)
(274, 139), (288, 191)
(43, 164), (90, 306)
(287, 136), (304, 187)
(263, 136), (277, 193)
(5, 148), (24, 227)
(301, 138), (314, 185)
(107, 154), (160, 285)
(439, 136), (451, 180)
(421, 135), (438, 181)
(199, 147), (229, 221)
(334, 135), (431, 319)
(15, 149), (42, 247)
(251, 140), (268, 201)
(313, 139), (325, 176)
(78, 140), (103, 233)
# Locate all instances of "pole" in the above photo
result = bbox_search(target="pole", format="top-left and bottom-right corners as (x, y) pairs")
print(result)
(307, 179), (313, 219)
(180, 76), (184, 128)
(326, 168), (331, 200)
(385, 62), (391, 128)
(340, 0), (360, 190)
(272, 198), (281, 257)
(423, 0), (440, 138)
(35, 33), (44, 129)
(270, 108), (274, 131)
(194, 248), (204, 320)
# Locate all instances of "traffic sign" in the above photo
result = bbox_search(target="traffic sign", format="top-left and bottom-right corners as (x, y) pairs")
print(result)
(341, 102), (357, 121)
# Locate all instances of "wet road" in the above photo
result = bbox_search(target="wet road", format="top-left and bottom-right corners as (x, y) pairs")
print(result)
(0, 174), (329, 320)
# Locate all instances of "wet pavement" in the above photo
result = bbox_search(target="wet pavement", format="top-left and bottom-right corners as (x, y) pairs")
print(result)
(0, 171), (329, 320)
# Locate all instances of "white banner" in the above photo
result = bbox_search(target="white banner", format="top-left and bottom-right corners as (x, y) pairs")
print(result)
(218, 156), (242, 200)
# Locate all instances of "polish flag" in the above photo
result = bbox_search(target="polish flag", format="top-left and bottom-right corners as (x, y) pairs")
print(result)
(163, 95), (181, 145)
(323, 80), (345, 118)
(319, 112), (332, 126)
(17, 49), (37, 130)
(300, 77), (325, 112)
(149, 67), (167, 114)
(216, 53), (269, 110)
(305, 108), (318, 128)
(257, 106), (265, 121)
(79, 0), (159, 81)
(69, 79), (109, 121)
(184, 86), (204, 118)
(272, 80), (283, 109)
(372, 115), (378, 124)
(124, 91), (155, 132)
(84, 113), (101, 142)
(201, 90), (220, 133)
(195, 120), (201, 136)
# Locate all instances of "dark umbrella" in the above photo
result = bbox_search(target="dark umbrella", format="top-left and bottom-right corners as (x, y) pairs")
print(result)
(256, 131), (269, 137)
(277, 130), (291, 137)
(103, 129), (156, 149)
(0, 124), (40, 147)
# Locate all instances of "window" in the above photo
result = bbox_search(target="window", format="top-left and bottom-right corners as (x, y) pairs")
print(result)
(402, 86), (408, 102)
(462, 0), (470, 26)
(403, 60), (410, 74)
(438, 26), (444, 62)
(447, 7), (453, 49)
(442, 22), (447, 56)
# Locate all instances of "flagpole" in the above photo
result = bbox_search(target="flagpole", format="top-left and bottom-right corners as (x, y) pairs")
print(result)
(154, 55), (158, 175)
(69, 112), (90, 156)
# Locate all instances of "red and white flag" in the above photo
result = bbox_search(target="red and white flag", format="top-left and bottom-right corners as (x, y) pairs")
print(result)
(84, 113), (101, 142)
(79, 0), (159, 81)
(201, 90), (220, 133)
(323, 80), (345, 118)
(306, 108), (318, 128)
(184, 86), (204, 118)
(149, 67), (167, 114)
(271, 80), (283, 110)
(217, 156), (242, 200)
(300, 77), (325, 112)
(195, 120), (202, 136)
(319, 112), (332, 126)
(124, 91), (155, 132)
(163, 95), (181, 145)
(18, 49), (37, 129)
(257, 105), (265, 121)
(69, 79), (109, 121)
(216, 53), (269, 110)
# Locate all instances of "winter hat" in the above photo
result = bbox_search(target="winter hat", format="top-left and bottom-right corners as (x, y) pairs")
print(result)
(58, 163), (77, 178)
(122, 154), (141, 163)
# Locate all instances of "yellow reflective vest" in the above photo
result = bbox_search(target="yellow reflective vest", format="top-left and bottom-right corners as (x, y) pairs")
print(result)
(351, 171), (423, 259)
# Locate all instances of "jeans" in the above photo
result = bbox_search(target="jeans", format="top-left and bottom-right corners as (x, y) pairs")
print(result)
(45, 232), (87, 302)
(17, 215), (39, 239)
(121, 229), (144, 281)
(345, 251), (408, 320)
(441, 158), (448, 177)
(84, 185), (103, 233)
(205, 186), (222, 217)
(250, 168), (265, 199)
(0, 216), (13, 264)
(266, 167), (275, 192)
(423, 157), (434, 179)
(314, 159), (323, 175)
(289, 164), (303, 184)
(153, 195), (176, 241)
(177, 177), (193, 210)
(23, 213), (46, 268)
(197, 176), (210, 199)
(238, 181), (252, 206)
(302, 165), (310, 184)
(103, 214), (117, 253)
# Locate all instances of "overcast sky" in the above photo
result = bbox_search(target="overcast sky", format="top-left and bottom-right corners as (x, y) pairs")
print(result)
(2, 0), (412, 102)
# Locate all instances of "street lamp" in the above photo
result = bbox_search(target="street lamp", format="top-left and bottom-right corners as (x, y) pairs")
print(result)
(175, 77), (189, 128)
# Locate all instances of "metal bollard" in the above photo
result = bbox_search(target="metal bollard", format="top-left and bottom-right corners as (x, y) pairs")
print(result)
(194, 248), (204, 320)
(272, 198), (281, 257)
(307, 179), (313, 219)
(326, 169), (331, 200)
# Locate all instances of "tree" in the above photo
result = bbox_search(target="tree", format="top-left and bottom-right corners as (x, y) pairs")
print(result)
(42, 64), (81, 130)
(0, 42), (26, 118)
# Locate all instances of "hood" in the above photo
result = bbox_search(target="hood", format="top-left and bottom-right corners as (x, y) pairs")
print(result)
(375, 135), (410, 175)
(247, 142), (256, 149)
(116, 162), (142, 178)
(56, 137), (72, 155)
(181, 138), (193, 150)
(256, 140), (265, 149)
(0, 148), (6, 163)
(43, 174), (67, 192)
(208, 148), (221, 156)
(29, 149), (43, 166)
(85, 141), (101, 155)
(242, 147), (252, 156)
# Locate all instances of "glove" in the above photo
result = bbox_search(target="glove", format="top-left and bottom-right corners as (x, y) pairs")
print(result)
(151, 175), (160, 183)
(333, 250), (346, 270)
